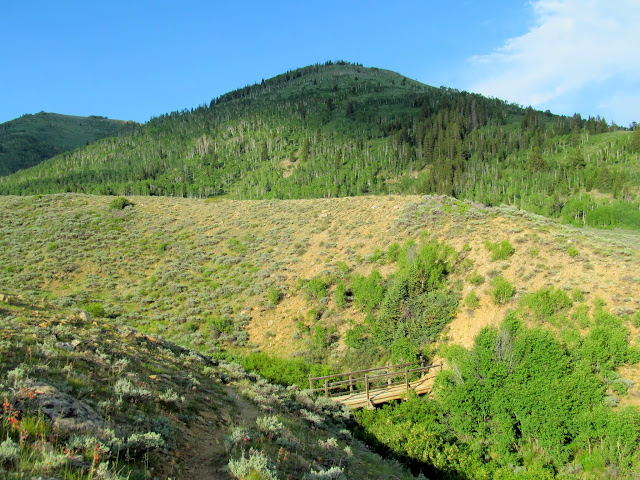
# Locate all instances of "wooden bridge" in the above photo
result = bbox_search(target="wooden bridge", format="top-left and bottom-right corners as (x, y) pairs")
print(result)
(308, 357), (442, 409)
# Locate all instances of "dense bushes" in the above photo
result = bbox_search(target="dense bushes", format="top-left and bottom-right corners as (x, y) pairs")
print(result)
(356, 313), (640, 478)
(109, 196), (133, 210)
(345, 240), (459, 364)
(351, 271), (385, 310)
(230, 352), (334, 388)
(521, 287), (572, 320)
(485, 240), (515, 261)
(490, 276), (515, 305)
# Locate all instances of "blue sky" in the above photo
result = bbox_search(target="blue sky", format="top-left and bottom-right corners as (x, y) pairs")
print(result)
(1, 1), (638, 126)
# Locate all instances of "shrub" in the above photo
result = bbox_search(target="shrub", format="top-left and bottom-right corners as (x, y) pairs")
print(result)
(344, 324), (367, 349)
(571, 288), (585, 302)
(6, 365), (28, 387)
(109, 197), (132, 210)
(386, 243), (401, 262)
(467, 272), (485, 285)
(304, 466), (345, 480)
(0, 437), (19, 469)
(334, 281), (347, 309)
(485, 240), (515, 261)
(84, 302), (106, 318)
(267, 286), (280, 305)
(522, 287), (573, 320)
(336, 261), (350, 276)
(313, 325), (328, 349)
(366, 248), (385, 263)
(114, 378), (151, 403)
(228, 450), (278, 480)
(306, 277), (328, 301)
(567, 245), (579, 257)
(491, 276), (515, 305)
(225, 427), (254, 452)
(34, 449), (69, 472)
(256, 415), (285, 438)
(464, 291), (480, 309)
(579, 310), (638, 370)
(351, 271), (385, 310)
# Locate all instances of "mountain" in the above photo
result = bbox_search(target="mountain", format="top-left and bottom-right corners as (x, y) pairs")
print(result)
(3, 62), (640, 479)
(0, 111), (135, 176)
(2, 61), (638, 229)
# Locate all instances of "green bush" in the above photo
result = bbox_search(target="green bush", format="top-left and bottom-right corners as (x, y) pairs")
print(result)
(84, 303), (106, 318)
(351, 271), (385, 310)
(233, 352), (333, 388)
(467, 272), (485, 285)
(344, 324), (367, 349)
(386, 243), (400, 262)
(367, 248), (384, 263)
(334, 281), (347, 308)
(267, 286), (281, 305)
(485, 240), (515, 261)
(313, 325), (328, 349)
(305, 277), (328, 301)
(522, 287), (572, 320)
(578, 309), (639, 370)
(567, 245), (579, 257)
(464, 291), (480, 309)
(109, 197), (133, 210)
(490, 276), (515, 305)
(336, 261), (350, 276)
(571, 288), (585, 302)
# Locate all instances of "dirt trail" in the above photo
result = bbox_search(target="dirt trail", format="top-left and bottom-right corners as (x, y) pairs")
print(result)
(168, 387), (263, 480)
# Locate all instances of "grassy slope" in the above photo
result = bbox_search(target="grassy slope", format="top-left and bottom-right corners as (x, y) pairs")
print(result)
(2, 193), (639, 367)
(2, 193), (640, 477)
(0, 300), (412, 480)
(0, 112), (134, 176)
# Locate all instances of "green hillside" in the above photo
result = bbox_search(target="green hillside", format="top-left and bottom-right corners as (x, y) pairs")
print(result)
(0, 112), (135, 176)
(2, 193), (640, 478)
(0, 299), (413, 480)
(2, 62), (639, 228)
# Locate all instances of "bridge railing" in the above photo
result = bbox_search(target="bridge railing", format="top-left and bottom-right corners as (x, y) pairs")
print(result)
(308, 356), (442, 399)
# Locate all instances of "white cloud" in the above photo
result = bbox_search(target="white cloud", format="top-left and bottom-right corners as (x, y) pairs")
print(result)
(467, 0), (640, 124)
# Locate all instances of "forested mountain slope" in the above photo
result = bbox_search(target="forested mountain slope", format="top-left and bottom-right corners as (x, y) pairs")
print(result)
(0, 112), (134, 176)
(2, 62), (639, 228)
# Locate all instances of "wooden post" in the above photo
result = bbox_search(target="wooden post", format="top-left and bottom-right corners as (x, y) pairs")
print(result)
(386, 361), (391, 385)
(308, 374), (313, 391)
(420, 355), (425, 369)
(365, 374), (370, 402)
(324, 379), (329, 398)
(405, 366), (409, 396)
(348, 369), (353, 393)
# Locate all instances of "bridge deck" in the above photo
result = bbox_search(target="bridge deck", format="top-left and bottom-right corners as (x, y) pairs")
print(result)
(332, 373), (436, 409)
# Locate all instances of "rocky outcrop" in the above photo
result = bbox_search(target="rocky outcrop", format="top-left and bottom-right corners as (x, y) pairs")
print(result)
(20, 381), (106, 435)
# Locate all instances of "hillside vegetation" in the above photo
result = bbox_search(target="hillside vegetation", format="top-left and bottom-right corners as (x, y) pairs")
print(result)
(2, 62), (640, 229)
(0, 112), (134, 176)
(0, 299), (413, 479)
(2, 193), (640, 477)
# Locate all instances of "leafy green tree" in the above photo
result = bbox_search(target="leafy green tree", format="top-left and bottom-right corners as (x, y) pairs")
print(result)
(631, 126), (640, 153)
